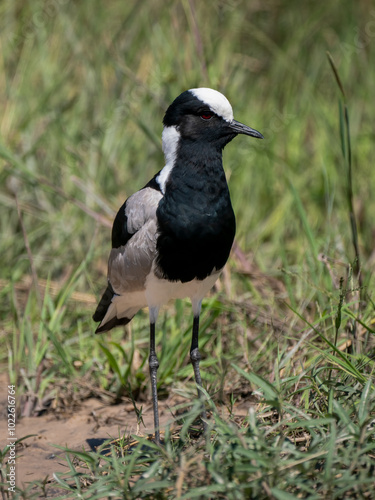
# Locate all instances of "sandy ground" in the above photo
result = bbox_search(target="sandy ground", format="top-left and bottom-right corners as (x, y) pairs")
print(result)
(0, 373), (255, 497)
(1, 391), (178, 488)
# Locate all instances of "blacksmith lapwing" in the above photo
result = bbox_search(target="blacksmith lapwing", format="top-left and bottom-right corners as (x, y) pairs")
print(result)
(93, 88), (263, 443)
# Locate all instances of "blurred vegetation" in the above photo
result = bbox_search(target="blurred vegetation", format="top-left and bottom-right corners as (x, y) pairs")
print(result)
(0, 0), (375, 498)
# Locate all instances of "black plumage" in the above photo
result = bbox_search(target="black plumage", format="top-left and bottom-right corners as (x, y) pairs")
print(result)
(155, 151), (235, 282)
(93, 88), (263, 442)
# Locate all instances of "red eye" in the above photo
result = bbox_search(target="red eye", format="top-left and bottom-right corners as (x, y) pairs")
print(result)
(200, 113), (213, 120)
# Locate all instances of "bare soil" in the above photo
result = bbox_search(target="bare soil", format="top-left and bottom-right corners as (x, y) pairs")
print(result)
(1, 392), (174, 487)
(0, 373), (255, 496)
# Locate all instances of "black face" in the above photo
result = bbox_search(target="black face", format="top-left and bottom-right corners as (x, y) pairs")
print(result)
(163, 90), (213, 127)
(163, 90), (263, 149)
(163, 90), (236, 148)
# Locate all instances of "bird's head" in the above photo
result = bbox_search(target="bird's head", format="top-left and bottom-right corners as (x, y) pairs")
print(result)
(162, 88), (263, 163)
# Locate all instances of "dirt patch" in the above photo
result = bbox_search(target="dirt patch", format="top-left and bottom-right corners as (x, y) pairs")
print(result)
(0, 372), (256, 495)
(1, 396), (170, 487)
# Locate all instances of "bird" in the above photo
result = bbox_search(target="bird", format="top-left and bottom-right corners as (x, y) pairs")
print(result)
(93, 88), (263, 443)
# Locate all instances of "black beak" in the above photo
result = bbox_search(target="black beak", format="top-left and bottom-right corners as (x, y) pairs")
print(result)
(229, 120), (264, 139)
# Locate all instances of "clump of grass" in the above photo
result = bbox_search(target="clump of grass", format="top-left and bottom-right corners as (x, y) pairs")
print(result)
(14, 361), (375, 499)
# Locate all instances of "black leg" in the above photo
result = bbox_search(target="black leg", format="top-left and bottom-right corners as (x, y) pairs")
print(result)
(149, 321), (160, 443)
(190, 315), (207, 428)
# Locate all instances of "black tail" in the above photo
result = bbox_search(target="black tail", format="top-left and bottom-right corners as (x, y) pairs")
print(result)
(95, 315), (132, 334)
(93, 284), (133, 334)
(93, 283), (115, 322)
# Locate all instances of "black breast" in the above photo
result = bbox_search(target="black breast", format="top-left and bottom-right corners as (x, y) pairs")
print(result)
(155, 163), (236, 282)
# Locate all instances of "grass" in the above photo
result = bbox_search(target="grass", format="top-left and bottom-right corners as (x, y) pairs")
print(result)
(1, 0), (375, 498)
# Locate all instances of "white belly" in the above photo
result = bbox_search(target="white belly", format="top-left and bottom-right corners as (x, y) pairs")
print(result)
(145, 271), (220, 310)
(104, 269), (220, 326)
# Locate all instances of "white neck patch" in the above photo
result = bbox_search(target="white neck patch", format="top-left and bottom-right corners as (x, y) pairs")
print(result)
(157, 125), (180, 194)
(189, 88), (234, 122)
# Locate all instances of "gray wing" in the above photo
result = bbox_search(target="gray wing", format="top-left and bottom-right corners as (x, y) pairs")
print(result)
(108, 218), (158, 293)
(93, 187), (162, 332)
(107, 186), (162, 294)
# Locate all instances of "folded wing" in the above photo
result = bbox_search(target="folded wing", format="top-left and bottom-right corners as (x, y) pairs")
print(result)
(93, 186), (162, 333)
